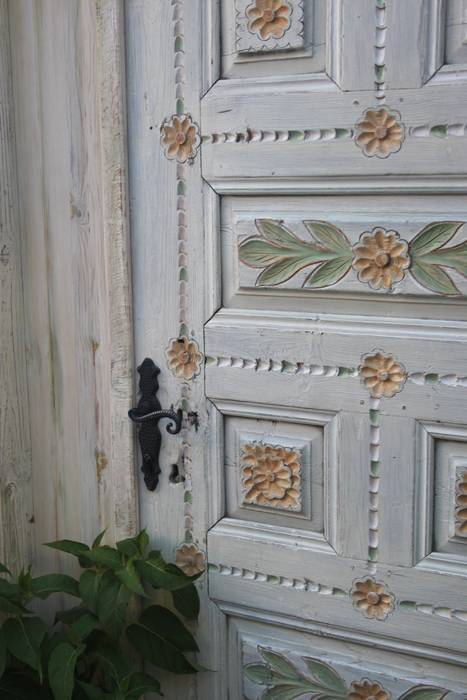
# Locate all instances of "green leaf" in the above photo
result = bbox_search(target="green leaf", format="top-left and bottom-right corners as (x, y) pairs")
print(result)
(138, 605), (198, 652)
(0, 671), (50, 699)
(46, 539), (90, 558)
(126, 605), (198, 675)
(54, 606), (87, 626)
(126, 672), (163, 698)
(0, 579), (19, 598)
(79, 681), (113, 699)
(32, 574), (79, 599)
(244, 663), (274, 685)
(79, 570), (103, 614)
(172, 582), (200, 620)
(302, 658), (346, 693)
(257, 256), (319, 287)
(303, 256), (352, 289)
(410, 260), (460, 296)
(0, 626), (7, 679)
(303, 221), (352, 254)
(92, 530), (107, 549)
(256, 220), (304, 248)
(136, 552), (198, 591)
(421, 240), (467, 277)
(96, 571), (131, 639)
(81, 546), (122, 570)
(0, 563), (11, 576)
(116, 538), (140, 558)
(258, 648), (301, 679)
(4, 616), (47, 674)
(136, 529), (149, 555)
(115, 560), (146, 597)
(0, 597), (28, 616)
(95, 645), (131, 682)
(69, 612), (99, 642)
(48, 642), (83, 700)
(398, 686), (449, 700)
(409, 221), (463, 257)
(239, 239), (295, 268)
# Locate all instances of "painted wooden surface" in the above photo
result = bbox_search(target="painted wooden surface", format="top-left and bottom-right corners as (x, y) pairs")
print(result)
(4, 0), (137, 580)
(127, 0), (467, 697)
(0, 0), (33, 574)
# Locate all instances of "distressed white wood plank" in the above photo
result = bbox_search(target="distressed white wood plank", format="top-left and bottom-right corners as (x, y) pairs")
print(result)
(9, 0), (137, 579)
(329, 0), (376, 91)
(0, 0), (33, 574)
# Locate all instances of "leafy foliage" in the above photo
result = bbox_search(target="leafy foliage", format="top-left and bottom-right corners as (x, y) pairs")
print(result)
(0, 530), (201, 699)
(244, 647), (450, 700)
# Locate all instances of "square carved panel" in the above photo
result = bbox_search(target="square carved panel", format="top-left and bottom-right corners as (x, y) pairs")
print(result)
(234, 0), (305, 54)
(220, 400), (331, 533)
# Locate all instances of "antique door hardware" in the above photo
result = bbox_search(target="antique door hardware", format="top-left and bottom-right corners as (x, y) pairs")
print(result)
(128, 358), (183, 491)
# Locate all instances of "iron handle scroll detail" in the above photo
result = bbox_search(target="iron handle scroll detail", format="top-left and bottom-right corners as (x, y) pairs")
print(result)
(128, 358), (183, 491)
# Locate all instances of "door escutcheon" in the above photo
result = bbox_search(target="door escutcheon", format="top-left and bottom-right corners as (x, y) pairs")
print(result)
(128, 358), (183, 491)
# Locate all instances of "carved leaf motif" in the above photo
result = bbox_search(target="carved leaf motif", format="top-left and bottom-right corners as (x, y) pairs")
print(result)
(258, 648), (302, 679)
(398, 686), (449, 700)
(409, 221), (463, 256)
(303, 221), (352, 255)
(261, 685), (310, 700)
(303, 257), (353, 289)
(302, 658), (347, 694)
(244, 663), (275, 685)
(410, 259), (460, 296)
(256, 219), (305, 248)
(257, 256), (319, 286)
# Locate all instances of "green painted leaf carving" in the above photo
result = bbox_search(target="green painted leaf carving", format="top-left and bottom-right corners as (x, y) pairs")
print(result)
(422, 240), (467, 278)
(261, 685), (310, 700)
(257, 256), (318, 286)
(258, 648), (302, 680)
(302, 657), (347, 694)
(239, 239), (297, 268)
(410, 260), (460, 296)
(303, 221), (352, 255)
(256, 220), (305, 248)
(398, 685), (449, 700)
(244, 663), (274, 685)
(303, 256), (353, 289)
(409, 221), (463, 257)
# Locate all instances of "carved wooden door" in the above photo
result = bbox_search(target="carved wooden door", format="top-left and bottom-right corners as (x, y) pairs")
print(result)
(126, 1), (467, 698)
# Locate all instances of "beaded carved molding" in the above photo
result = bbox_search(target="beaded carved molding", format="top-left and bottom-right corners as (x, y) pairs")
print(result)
(244, 646), (453, 700)
(238, 219), (467, 296)
(159, 0), (205, 574)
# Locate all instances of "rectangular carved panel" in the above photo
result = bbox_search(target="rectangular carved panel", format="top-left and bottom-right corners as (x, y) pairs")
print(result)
(221, 196), (467, 320)
(226, 617), (467, 699)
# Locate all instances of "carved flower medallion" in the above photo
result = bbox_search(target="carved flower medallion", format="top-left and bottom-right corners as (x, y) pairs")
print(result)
(456, 470), (467, 537)
(175, 543), (205, 576)
(241, 442), (301, 510)
(246, 0), (292, 40)
(352, 228), (410, 290)
(160, 114), (200, 163)
(351, 577), (395, 620)
(166, 336), (203, 381)
(355, 107), (404, 158)
(360, 351), (407, 399)
(349, 679), (390, 700)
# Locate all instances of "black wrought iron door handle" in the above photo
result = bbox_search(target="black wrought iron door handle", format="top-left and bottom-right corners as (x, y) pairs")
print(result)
(128, 358), (183, 491)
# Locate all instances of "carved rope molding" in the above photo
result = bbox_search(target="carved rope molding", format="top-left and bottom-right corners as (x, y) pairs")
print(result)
(157, 0), (205, 575)
(208, 564), (467, 625)
(374, 0), (387, 102)
(244, 646), (453, 700)
(238, 219), (467, 296)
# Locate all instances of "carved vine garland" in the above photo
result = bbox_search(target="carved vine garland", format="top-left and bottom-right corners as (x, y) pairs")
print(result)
(239, 219), (467, 296)
(244, 647), (451, 700)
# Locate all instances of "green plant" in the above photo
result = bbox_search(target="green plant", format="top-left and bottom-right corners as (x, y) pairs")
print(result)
(0, 530), (202, 699)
